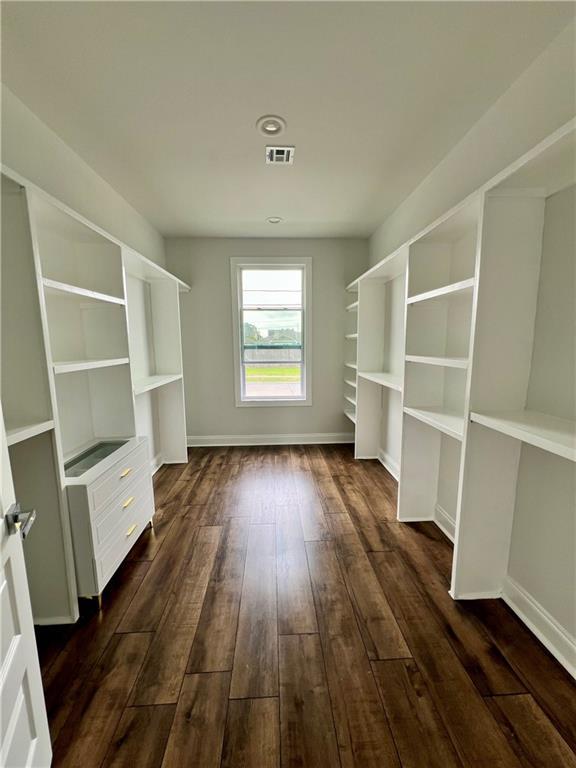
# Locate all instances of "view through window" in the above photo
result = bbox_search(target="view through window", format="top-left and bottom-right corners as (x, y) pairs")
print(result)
(240, 268), (304, 400)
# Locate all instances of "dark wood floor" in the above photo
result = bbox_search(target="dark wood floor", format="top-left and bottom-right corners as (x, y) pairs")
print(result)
(37, 445), (576, 767)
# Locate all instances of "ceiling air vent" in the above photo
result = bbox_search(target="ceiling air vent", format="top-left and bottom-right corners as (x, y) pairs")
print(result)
(266, 146), (295, 165)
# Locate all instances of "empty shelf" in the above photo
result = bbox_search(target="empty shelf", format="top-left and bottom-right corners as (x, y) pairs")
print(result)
(344, 394), (357, 407)
(406, 355), (468, 369)
(404, 406), (464, 441)
(53, 358), (130, 374)
(345, 362), (358, 370)
(43, 278), (125, 305)
(358, 371), (403, 391)
(344, 378), (357, 389)
(6, 419), (55, 447)
(345, 333), (358, 340)
(344, 409), (357, 425)
(133, 373), (183, 395)
(471, 410), (576, 462)
(346, 301), (359, 312)
(407, 278), (475, 305)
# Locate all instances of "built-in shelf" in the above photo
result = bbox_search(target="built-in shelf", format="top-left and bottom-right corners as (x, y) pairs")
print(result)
(404, 406), (464, 441)
(345, 333), (358, 340)
(6, 419), (55, 447)
(344, 394), (357, 407)
(53, 358), (130, 375)
(345, 362), (358, 370)
(344, 378), (357, 389)
(133, 373), (183, 395)
(407, 278), (475, 305)
(346, 301), (359, 312)
(405, 355), (468, 369)
(344, 409), (357, 425)
(346, 279), (359, 293)
(471, 410), (576, 463)
(43, 278), (126, 306)
(358, 371), (403, 391)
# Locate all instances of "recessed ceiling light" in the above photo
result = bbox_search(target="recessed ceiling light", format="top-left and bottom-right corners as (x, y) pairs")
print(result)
(257, 115), (286, 137)
(266, 216), (283, 224)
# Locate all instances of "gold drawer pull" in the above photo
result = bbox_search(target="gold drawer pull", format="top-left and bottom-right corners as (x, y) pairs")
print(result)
(126, 523), (137, 537)
(120, 468), (132, 479)
(122, 496), (135, 509)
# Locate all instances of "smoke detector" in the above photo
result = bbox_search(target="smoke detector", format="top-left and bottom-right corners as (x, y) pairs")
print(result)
(266, 146), (295, 165)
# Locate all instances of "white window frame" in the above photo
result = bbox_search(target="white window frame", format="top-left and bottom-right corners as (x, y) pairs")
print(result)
(231, 257), (312, 407)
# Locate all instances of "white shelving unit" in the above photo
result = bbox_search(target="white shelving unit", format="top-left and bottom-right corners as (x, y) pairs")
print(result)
(343, 282), (359, 429)
(124, 249), (189, 470)
(345, 121), (576, 676)
(1, 174), (78, 624)
(1, 168), (190, 622)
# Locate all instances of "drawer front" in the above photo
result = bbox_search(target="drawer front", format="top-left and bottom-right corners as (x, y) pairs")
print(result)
(89, 442), (149, 511)
(96, 489), (154, 589)
(93, 469), (152, 549)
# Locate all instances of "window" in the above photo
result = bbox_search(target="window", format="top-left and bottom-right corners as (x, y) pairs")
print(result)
(231, 258), (312, 406)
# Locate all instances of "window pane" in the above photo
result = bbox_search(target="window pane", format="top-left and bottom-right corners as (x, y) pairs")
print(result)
(243, 362), (303, 398)
(242, 269), (302, 309)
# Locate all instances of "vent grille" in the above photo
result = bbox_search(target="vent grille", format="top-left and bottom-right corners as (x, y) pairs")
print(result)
(266, 146), (295, 165)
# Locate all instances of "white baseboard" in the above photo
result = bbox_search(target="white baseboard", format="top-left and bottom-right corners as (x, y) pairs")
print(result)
(502, 576), (576, 679)
(434, 503), (455, 542)
(187, 432), (354, 447)
(34, 614), (76, 626)
(150, 453), (163, 475)
(377, 448), (400, 481)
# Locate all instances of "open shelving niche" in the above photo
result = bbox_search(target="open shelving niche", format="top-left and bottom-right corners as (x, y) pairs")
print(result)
(1, 175), (79, 624)
(450, 129), (576, 674)
(355, 246), (408, 479)
(343, 280), (359, 427)
(399, 196), (481, 537)
(123, 249), (190, 470)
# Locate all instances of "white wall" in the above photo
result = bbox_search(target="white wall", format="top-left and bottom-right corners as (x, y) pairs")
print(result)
(369, 20), (575, 266)
(1, 85), (165, 266)
(166, 237), (368, 442)
(507, 184), (576, 637)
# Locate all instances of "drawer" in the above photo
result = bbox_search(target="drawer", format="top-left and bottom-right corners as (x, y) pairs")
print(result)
(89, 441), (149, 511)
(93, 470), (153, 548)
(96, 489), (154, 589)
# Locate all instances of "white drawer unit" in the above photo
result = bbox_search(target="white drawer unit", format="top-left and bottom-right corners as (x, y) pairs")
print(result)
(66, 437), (155, 597)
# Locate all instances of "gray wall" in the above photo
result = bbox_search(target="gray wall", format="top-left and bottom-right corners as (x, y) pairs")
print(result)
(369, 20), (575, 267)
(166, 237), (368, 441)
(1, 85), (166, 266)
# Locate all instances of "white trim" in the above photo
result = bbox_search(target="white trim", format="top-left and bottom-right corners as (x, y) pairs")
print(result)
(230, 257), (312, 407)
(502, 576), (576, 680)
(377, 448), (400, 481)
(187, 432), (354, 447)
(150, 453), (163, 475)
(34, 614), (76, 626)
(434, 503), (455, 542)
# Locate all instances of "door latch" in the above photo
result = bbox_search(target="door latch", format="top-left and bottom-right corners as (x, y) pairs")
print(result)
(5, 503), (36, 540)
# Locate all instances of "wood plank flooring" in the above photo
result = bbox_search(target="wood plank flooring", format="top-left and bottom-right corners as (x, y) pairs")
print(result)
(37, 445), (576, 767)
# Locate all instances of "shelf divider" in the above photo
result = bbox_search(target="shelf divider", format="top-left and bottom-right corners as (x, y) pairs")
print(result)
(133, 373), (183, 396)
(407, 277), (475, 305)
(43, 277), (125, 305)
(405, 355), (468, 369)
(53, 358), (130, 375)
(471, 409), (576, 463)
(358, 371), (403, 391)
(404, 405), (464, 441)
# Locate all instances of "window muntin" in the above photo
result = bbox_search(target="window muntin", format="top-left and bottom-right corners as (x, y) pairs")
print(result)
(234, 263), (310, 404)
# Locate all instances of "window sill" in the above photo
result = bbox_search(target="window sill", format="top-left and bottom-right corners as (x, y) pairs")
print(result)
(236, 397), (312, 408)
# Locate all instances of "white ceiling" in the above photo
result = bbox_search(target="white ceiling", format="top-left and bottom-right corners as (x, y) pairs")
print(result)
(2, 2), (573, 238)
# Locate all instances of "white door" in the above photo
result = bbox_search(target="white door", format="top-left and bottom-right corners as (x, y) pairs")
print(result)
(0, 402), (51, 767)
